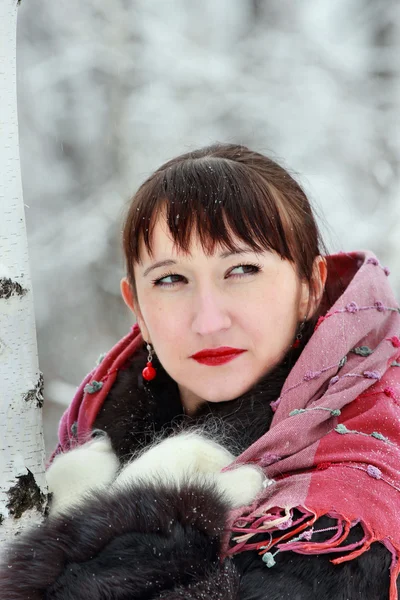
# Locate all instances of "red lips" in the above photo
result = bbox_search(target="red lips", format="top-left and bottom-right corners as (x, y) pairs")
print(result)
(190, 347), (246, 366)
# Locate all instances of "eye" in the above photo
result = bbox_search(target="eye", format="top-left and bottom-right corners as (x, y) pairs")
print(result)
(151, 263), (262, 288)
(151, 272), (187, 287)
(228, 263), (262, 278)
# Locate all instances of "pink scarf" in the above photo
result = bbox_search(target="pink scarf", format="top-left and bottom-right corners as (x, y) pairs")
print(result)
(52, 251), (400, 599)
(224, 251), (400, 600)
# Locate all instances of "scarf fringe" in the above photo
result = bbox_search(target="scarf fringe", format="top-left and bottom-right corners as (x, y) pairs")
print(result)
(227, 507), (400, 600)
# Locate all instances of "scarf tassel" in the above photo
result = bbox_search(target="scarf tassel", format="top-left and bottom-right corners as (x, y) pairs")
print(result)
(228, 509), (400, 600)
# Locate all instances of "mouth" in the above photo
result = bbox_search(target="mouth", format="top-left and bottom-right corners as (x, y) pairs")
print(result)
(190, 347), (246, 366)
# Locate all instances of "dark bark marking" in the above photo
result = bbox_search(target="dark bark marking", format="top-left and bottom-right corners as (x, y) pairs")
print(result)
(0, 336), (9, 356)
(23, 373), (44, 408)
(0, 278), (28, 299)
(6, 470), (46, 520)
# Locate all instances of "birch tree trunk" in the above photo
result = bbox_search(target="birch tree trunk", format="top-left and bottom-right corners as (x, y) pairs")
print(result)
(0, 0), (48, 557)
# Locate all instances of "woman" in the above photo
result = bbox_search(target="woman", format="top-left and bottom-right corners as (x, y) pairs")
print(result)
(1, 144), (400, 599)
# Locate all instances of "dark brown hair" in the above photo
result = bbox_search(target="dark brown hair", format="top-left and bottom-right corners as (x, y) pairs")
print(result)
(122, 143), (327, 303)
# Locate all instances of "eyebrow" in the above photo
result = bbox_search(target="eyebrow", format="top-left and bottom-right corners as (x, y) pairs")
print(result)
(142, 248), (254, 277)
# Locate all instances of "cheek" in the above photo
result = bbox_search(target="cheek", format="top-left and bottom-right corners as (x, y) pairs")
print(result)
(255, 273), (300, 311)
(244, 276), (300, 336)
(142, 299), (187, 350)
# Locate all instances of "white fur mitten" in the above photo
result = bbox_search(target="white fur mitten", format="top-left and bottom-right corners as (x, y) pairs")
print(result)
(113, 432), (269, 508)
(46, 437), (120, 516)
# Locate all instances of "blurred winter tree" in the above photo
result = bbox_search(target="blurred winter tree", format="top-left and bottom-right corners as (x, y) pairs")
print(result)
(0, 0), (47, 551)
(16, 0), (400, 454)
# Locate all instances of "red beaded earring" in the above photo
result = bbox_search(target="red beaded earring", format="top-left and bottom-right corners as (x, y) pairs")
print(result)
(142, 342), (157, 381)
(292, 316), (307, 349)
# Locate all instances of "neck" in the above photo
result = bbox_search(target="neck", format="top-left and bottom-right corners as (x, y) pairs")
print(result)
(178, 384), (205, 415)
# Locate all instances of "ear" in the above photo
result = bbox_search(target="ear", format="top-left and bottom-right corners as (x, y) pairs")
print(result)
(297, 256), (328, 321)
(120, 277), (150, 341)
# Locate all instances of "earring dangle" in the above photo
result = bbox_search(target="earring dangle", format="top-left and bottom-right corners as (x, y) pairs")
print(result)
(291, 316), (307, 349)
(142, 343), (157, 381)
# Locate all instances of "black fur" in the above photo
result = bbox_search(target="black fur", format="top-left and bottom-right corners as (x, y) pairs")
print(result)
(0, 481), (238, 600)
(0, 483), (394, 599)
(1, 326), (397, 598)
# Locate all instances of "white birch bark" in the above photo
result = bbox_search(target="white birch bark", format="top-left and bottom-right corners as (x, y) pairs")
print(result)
(0, 0), (48, 557)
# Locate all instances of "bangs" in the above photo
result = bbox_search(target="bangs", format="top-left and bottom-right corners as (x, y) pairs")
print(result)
(124, 156), (294, 265)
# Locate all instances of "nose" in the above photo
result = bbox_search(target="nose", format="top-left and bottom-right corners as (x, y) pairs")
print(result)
(191, 289), (232, 336)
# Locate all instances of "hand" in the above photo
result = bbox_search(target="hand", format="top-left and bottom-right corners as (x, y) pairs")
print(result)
(46, 436), (119, 516)
(113, 432), (267, 508)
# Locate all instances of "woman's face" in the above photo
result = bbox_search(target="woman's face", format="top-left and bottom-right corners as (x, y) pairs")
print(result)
(122, 216), (313, 413)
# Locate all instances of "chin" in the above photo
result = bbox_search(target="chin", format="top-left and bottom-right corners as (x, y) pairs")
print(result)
(197, 380), (254, 404)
